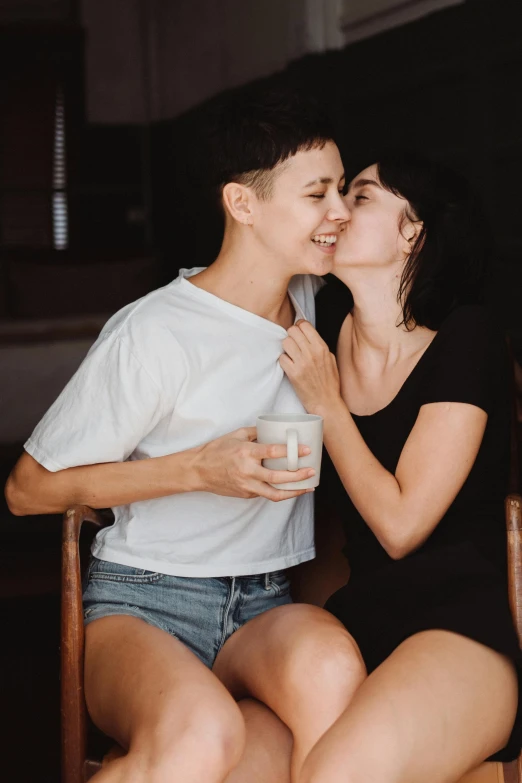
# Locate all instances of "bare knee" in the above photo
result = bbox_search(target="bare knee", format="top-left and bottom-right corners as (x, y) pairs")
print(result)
(133, 694), (246, 782)
(280, 607), (367, 702)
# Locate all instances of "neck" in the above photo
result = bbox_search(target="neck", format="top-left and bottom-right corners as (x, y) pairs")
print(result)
(334, 265), (432, 365)
(188, 232), (295, 328)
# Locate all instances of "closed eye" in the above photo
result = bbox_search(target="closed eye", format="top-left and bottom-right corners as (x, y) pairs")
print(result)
(355, 195), (369, 202)
(310, 189), (346, 199)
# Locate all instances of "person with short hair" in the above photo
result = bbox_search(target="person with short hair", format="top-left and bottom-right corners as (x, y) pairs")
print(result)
(5, 88), (354, 782)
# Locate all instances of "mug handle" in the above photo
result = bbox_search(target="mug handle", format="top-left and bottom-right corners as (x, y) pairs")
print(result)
(286, 428), (299, 472)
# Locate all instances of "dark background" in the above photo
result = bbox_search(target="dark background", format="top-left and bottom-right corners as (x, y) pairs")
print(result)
(1, 1), (521, 779)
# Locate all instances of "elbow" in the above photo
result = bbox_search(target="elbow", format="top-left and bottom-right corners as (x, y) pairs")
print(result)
(385, 539), (412, 561)
(375, 504), (434, 561)
(4, 474), (30, 516)
(379, 524), (419, 561)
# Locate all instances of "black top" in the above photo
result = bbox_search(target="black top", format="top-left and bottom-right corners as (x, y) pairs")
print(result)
(318, 292), (511, 577)
(315, 283), (521, 761)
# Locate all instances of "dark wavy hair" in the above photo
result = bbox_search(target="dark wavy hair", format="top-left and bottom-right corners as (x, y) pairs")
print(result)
(374, 152), (492, 331)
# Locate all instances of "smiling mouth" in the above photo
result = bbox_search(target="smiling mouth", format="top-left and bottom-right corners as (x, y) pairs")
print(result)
(311, 233), (337, 247)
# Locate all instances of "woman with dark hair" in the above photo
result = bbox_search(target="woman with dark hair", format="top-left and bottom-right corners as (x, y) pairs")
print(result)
(274, 154), (522, 782)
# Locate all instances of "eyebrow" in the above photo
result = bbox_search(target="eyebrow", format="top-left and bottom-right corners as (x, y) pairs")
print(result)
(349, 177), (382, 190)
(303, 175), (345, 188)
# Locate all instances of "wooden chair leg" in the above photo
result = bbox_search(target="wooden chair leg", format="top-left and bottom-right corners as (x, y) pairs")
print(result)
(502, 757), (521, 783)
(453, 759), (520, 783)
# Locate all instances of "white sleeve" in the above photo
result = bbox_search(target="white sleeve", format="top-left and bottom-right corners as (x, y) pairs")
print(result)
(24, 331), (173, 472)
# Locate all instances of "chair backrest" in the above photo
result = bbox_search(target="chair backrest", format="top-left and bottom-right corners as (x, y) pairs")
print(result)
(506, 338), (522, 650)
(506, 495), (522, 648)
(507, 337), (521, 496)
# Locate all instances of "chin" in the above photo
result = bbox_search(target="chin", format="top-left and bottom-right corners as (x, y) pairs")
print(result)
(300, 256), (334, 277)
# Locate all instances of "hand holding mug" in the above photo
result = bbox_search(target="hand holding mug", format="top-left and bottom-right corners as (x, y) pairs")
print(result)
(192, 427), (315, 501)
(256, 414), (323, 490)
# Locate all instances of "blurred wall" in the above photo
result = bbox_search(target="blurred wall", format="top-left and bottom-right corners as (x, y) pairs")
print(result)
(340, 0), (464, 43)
(81, 0), (148, 124)
(81, 0), (466, 124)
(0, 0), (75, 23)
(81, 0), (344, 123)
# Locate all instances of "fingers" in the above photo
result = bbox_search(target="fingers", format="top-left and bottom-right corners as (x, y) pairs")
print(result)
(282, 323), (329, 379)
(295, 320), (320, 341)
(294, 320), (328, 351)
(286, 324), (311, 352)
(253, 442), (311, 460)
(279, 352), (294, 374)
(256, 466), (315, 485)
(234, 426), (258, 441)
(282, 335), (301, 362)
(265, 487), (313, 502)
(250, 479), (314, 503)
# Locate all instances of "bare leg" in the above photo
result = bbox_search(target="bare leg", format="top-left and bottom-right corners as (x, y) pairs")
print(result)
(95, 699), (292, 783)
(299, 630), (518, 783)
(214, 604), (366, 782)
(224, 699), (293, 783)
(85, 615), (245, 783)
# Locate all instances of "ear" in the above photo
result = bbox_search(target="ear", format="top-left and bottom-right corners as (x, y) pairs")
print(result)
(222, 182), (255, 226)
(399, 216), (423, 258)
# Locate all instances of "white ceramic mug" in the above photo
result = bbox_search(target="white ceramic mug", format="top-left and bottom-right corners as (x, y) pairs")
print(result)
(256, 413), (324, 490)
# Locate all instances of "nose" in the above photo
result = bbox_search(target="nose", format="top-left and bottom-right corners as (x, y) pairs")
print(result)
(328, 192), (351, 224)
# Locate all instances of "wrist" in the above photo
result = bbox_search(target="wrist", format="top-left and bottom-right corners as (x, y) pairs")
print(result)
(313, 393), (345, 420)
(166, 446), (204, 494)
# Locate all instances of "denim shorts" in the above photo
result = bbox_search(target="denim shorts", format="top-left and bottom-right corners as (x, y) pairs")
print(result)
(83, 556), (292, 668)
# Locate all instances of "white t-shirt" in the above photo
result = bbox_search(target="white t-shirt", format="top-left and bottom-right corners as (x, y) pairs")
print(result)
(26, 268), (322, 577)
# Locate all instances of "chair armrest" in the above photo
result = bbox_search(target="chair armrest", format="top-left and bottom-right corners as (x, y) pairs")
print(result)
(62, 505), (105, 544)
(506, 494), (522, 649)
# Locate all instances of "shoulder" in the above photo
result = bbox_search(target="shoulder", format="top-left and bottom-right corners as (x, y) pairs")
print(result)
(420, 305), (508, 412)
(432, 305), (506, 362)
(438, 304), (496, 334)
(93, 282), (188, 380)
(101, 280), (181, 343)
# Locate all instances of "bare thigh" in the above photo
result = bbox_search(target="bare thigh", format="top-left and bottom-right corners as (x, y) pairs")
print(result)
(85, 615), (244, 779)
(300, 630), (518, 783)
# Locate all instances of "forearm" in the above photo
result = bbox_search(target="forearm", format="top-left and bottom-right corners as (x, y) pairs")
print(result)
(318, 398), (406, 556)
(5, 447), (201, 516)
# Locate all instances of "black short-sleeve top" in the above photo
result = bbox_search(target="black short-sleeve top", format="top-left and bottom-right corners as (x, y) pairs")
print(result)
(316, 286), (511, 580)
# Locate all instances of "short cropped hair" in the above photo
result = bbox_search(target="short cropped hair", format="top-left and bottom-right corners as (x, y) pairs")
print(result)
(207, 85), (336, 201)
